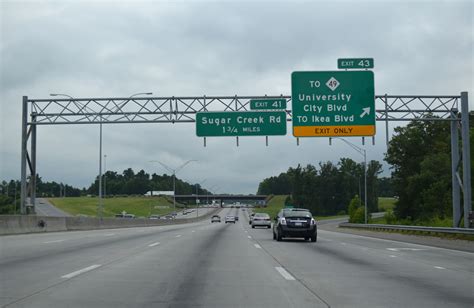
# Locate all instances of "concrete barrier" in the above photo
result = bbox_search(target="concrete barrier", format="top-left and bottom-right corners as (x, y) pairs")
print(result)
(0, 215), (67, 235)
(0, 208), (220, 235)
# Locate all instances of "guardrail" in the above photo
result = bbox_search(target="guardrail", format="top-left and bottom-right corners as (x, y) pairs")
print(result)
(339, 223), (474, 235)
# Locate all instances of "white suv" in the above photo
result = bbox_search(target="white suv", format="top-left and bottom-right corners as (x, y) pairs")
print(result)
(225, 215), (236, 223)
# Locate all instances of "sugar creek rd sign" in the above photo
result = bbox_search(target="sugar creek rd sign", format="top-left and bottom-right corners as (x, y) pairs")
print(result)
(291, 71), (375, 137)
(196, 111), (287, 137)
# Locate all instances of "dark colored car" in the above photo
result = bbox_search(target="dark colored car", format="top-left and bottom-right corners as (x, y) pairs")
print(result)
(234, 216), (239, 221)
(272, 208), (317, 242)
(249, 213), (255, 225)
(211, 215), (221, 223)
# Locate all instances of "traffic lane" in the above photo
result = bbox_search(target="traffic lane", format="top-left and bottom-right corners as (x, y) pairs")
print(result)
(246, 226), (473, 307)
(9, 208), (327, 308)
(315, 229), (474, 273)
(0, 218), (220, 307)
(0, 219), (212, 265)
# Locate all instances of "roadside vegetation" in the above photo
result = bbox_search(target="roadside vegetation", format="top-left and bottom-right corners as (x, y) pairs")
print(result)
(257, 158), (384, 216)
(48, 196), (178, 218)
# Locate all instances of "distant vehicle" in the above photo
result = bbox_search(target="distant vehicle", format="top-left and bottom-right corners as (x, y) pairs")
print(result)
(171, 212), (177, 217)
(149, 215), (160, 220)
(115, 213), (135, 218)
(251, 213), (271, 228)
(164, 215), (174, 220)
(249, 213), (255, 225)
(211, 215), (221, 223)
(234, 216), (239, 221)
(273, 208), (317, 242)
(225, 215), (236, 223)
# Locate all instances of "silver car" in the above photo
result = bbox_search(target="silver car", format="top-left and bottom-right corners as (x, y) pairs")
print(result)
(251, 213), (271, 228)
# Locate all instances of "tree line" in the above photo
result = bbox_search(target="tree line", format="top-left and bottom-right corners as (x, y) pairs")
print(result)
(0, 169), (210, 214)
(257, 158), (384, 216)
(86, 168), (211, 196)
(385, 113), (474, 223)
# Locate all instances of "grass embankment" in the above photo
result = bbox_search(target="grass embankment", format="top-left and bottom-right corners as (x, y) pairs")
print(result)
(252, 195), (349, 221)
(48, 196), (177, 218)
(378, 197), (396, 211)
(252, 195), (288, 219)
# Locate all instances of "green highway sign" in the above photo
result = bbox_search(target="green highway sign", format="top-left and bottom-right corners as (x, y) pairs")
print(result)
(338, 58), (374, 69)
(250, 98), (287, 110)
(291, 71), (375, 137)
(196, 111), (287, 137)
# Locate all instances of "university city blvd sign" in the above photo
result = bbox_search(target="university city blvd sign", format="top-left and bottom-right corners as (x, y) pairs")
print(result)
(196, 111), (287, 137)
(291, 71), (375, 137)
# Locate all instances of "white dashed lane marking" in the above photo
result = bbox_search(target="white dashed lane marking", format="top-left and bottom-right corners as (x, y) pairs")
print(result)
(148, 242), (160, 247)
(254, 244), (262, 249)
(434, 266), (445, 270)
(43, 240), (64, 244)
(275, 267), (295, 281)
(61, 265), (102, 279)
(175, 235), (182, 238)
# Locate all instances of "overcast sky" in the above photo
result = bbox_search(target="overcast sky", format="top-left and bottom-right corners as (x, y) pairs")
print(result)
(0, 0), (472, 194)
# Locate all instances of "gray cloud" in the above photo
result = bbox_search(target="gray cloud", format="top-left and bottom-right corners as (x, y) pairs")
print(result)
(1, 0), (472, 193)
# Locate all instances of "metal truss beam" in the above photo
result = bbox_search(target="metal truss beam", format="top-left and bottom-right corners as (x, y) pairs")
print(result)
(28, 95), (460, 125)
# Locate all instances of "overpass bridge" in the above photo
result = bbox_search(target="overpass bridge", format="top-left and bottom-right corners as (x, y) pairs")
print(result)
(174, 194), (268, 206)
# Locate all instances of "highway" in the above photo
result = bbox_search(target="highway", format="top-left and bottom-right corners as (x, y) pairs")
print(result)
(0, 208), (472, 307)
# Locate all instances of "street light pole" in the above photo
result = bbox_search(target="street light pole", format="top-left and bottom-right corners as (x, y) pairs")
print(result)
(149, 160), (197, 215)
(52, 93), (152, 219)
(331, 137), (368, 224)
(195, 179), (206, 218)
(104, 154), (107, 199)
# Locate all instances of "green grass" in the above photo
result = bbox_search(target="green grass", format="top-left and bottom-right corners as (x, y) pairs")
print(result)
(252, 196), (348, 221)
(378, 197), (396, 211)
(316, 214), (348, 221)
(252, 195), (288, 218)
(48, 196), (177, 218)
(371, 215), (453, 227)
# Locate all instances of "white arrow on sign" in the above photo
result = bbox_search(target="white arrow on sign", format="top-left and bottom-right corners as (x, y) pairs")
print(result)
(360, 107), (371, 118)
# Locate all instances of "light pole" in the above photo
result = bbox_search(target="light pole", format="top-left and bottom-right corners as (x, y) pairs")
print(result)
(194, 178), (207, 217)
(149, 160), (197, 214)
(330, 137), (368, 224)
(344, 171), (362, 208)
(52, 92), (152, 218)
(104, 154), (107, 199)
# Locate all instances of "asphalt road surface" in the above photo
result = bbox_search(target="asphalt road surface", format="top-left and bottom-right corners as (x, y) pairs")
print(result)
(1, 208), (472, 307)
(32, 198), (71, 217)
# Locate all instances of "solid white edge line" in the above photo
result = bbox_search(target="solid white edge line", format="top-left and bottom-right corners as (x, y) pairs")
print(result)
(254, 244), (262, 249)
(61, 265), (102, 279)
(148, 242), (160, 247)
(275, 266), (295, 281)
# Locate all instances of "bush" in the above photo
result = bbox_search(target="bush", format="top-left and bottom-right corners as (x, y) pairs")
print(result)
(352, 207), (366, 224)
(337, 210), (346, 215)
(348, 195), (361, 223)
(384, 210), (396, 224)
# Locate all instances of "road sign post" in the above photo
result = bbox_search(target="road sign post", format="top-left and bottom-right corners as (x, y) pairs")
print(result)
(196, 111), (287, 137)
(291, 71), (375, 137)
